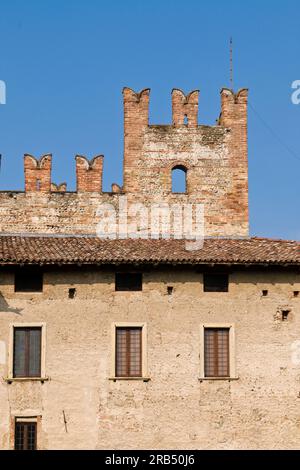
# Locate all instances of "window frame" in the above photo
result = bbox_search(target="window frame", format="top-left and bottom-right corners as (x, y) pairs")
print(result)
(12, 416), (41, 451)
(115, 326), (142, 377)
(199, 323), (237, 380)
(14, 418), (37, 450)
(110, 322), (149, 380)
(8, 323), (47, 380)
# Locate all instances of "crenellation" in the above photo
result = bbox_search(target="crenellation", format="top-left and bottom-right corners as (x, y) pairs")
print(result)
(171, 88), (199, 128)
(0, 87), (249, 237)
(75, 155), (104, 193)
(24, 154), (52, 193)
(51, 183), (67, 192)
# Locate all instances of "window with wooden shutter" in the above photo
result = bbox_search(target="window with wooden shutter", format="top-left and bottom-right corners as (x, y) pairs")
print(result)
(204, 328), (230, 377)
(14, 421), (37, 450)
(13, 327), (42, 378)
(116, 327), (142, 377)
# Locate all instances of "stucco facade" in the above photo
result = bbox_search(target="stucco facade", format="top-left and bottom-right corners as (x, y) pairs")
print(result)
(0, 267), (300, 450)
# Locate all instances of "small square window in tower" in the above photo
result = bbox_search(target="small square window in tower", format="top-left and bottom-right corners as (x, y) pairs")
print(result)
(115, 273), (143, 291)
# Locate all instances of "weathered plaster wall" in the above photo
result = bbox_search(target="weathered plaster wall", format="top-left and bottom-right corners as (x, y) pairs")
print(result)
(0, 268), (299, 450)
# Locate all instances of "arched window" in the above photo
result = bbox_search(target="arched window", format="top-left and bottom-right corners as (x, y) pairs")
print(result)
(171, 165), (187, 193)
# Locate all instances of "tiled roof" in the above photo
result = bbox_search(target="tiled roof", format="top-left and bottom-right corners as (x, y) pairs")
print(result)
(0, 235), (299, 265)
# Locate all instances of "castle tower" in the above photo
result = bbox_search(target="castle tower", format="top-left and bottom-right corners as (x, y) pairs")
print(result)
(123, 87), (249, 237)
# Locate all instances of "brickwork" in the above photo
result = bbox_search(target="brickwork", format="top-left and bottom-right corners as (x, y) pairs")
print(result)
(75, 155), (103, 193)
(172, 89), (199, 127)
(0, 87), (249, 237)
(24, 154), (52, 193)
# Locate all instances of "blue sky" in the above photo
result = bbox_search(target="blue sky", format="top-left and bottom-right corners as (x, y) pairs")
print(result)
(0, 0), (299, 239)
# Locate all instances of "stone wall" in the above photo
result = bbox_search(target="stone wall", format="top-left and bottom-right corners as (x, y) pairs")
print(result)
(0, 87), (249, 238)
(0, 268), (299, 450)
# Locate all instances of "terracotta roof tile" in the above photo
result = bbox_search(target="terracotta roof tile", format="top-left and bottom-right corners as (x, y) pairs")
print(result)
(0, 235), (299, 265)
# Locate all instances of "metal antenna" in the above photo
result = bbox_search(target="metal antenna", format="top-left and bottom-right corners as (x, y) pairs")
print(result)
(230, 37), (234, 90)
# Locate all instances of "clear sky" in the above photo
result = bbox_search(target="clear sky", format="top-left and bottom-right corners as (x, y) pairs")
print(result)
(0, 0), (299, 240)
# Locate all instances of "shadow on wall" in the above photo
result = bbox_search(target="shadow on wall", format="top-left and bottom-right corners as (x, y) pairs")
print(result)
(0, 292), (23, 315)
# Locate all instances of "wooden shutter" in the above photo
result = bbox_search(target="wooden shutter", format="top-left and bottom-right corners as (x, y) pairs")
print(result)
(116, 327), (142, 377)
(15, 422), (37, 450)
(204, 328), (229, 377)
(13, 327), (42, 378)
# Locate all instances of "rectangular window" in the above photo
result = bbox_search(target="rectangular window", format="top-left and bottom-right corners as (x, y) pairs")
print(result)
(13, 327), (42, 378)
(115, 273), (142, 291)
(14, 420), (37, 450)
(204, 328), (230, 377)
(115, 327), (142, 377)
(15, 267), (43, 292)
(203, 273), (228, 292)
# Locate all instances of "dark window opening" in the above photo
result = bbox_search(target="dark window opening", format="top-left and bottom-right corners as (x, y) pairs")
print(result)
(294, 291), (299, 298)
(68, 288), (76, 299)
(203, 273), (229, 292)
(167, 286), (174, 295)
(204, 328), (230, 378)
(115, 327), (142, 377)
(262, 290), (268, 297)
(184, 114), (188, 125)
(281, 310), (290, 321)
(15, 267), (43, 293)
(13, 327), (42, 378)
(171, 165), (187, 193)
(15, 420), (37, 450)
(36, 179), (41, 191)
(115, 273), (142, 291)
